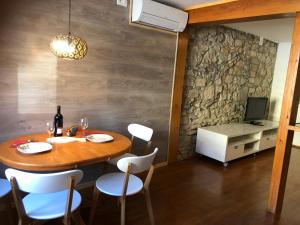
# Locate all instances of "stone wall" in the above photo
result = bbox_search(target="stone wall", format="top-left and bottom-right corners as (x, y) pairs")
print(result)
(178, 25), (278, 160)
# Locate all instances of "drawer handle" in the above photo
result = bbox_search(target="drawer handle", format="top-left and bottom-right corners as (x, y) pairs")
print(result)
(266, 138), (270, 140)
(234, 146), (238, 149)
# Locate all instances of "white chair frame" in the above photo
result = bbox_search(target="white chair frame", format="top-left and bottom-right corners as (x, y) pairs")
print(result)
(89, 148), (158, 225)
(5, 169), (85, 225)
(128, 123), (153, 154)
(108, 124), (154, 166)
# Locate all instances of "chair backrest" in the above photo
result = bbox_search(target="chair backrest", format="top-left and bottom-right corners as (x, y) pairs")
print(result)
(5, 169), (83, 194)
(117, 148), (158, 174)
(128, 123), (153, 142)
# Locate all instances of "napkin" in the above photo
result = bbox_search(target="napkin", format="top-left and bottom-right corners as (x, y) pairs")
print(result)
(47, 137), (86, 143)
(10, 140), (30, 148)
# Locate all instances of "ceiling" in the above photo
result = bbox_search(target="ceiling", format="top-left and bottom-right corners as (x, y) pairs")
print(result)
(225, 18), (295, 43)
(155, 1), (294, 43)
(156, 0), (220, 9)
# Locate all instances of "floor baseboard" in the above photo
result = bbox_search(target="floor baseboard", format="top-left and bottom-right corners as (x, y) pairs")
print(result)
(293, 145), (300, 149)
(154, 161), (168, 168)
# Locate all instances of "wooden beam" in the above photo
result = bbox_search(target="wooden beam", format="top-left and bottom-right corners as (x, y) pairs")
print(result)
(168, 30), (189, 163)
(288, 125), (300, 132)
(188, 0), (299, 25)
(267, 13), (300, 214)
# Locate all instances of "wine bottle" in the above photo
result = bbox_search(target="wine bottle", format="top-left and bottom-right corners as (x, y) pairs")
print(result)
(54, 105), (63, 137)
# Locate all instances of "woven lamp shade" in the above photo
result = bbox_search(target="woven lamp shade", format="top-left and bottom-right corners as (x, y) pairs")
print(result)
(50, 34), (88, 60)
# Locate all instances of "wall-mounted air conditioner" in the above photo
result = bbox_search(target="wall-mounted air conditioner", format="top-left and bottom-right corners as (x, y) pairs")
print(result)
(131, 0), (188, 32)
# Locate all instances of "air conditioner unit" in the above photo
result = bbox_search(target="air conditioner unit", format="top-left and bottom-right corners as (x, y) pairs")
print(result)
(131, 0), (188, 32)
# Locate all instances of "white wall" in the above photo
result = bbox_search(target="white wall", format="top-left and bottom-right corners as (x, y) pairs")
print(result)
(269, 42), (300, 146)
(269, 42), (291, 121)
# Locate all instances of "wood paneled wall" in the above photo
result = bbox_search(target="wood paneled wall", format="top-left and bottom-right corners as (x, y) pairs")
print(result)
(0, 0), (176, 163)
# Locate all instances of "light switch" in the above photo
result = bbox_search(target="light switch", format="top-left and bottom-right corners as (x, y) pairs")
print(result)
(117, 0), (128, 7)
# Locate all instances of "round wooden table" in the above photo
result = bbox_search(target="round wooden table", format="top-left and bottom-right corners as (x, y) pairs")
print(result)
(0, 130), (131, 171)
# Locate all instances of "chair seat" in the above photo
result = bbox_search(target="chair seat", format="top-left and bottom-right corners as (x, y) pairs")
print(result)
(23, 190), (81, 220)
(96, 172), (143, 197)
(0, 179), (11, 197)
(108, 153), (136, 165)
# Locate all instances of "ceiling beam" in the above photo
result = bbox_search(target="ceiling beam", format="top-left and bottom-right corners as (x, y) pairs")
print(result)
(188, 0), (299, 25)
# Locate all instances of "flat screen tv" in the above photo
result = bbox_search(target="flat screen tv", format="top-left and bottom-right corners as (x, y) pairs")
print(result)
(244, 97), (268, 125)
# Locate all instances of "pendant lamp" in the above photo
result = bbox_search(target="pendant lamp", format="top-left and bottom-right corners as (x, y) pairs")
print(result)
(50, 0), (87, 60)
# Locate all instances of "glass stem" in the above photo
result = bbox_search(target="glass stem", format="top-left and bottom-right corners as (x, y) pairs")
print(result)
(68, 0), (71, 34)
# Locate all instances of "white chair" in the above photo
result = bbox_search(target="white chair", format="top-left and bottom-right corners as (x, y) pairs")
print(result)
(5, 169), (85, 225)
(108, 123), (154, 165)
(89, 148), (158, 225)
(0, 178), (13, 225)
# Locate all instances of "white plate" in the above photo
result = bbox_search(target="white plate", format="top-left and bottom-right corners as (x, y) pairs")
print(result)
(86, 134), (114, 143)
(47, 137), (86, 143)
(17, 142), (52, 154)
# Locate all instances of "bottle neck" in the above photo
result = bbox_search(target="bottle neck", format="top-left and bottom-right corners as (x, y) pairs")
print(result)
(57, 106), (61, 114)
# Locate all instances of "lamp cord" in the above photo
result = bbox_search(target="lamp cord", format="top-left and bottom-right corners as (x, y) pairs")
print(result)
(68, 0), (71, 35)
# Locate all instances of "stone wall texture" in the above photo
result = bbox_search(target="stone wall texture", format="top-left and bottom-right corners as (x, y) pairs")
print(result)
(178, 25), (278, 160)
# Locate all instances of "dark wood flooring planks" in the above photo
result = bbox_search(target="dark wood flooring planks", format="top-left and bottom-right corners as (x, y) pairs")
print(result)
(1, 148), (300, 225)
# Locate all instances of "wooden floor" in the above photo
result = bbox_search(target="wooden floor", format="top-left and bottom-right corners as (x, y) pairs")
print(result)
(2, 148), (300, 225)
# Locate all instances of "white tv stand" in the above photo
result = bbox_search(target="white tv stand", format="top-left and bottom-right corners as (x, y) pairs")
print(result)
(195, 120), (278, 167)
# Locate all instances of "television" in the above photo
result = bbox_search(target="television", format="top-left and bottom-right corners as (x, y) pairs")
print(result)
(244, 97), (268, 125)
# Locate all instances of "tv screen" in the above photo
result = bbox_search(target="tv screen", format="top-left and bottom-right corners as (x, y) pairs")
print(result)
(244, 97), (268, 121)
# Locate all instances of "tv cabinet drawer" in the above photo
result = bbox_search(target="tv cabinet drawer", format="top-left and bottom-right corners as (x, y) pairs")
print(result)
(226, 144), (244, 161)
(260, 135), (276, 150)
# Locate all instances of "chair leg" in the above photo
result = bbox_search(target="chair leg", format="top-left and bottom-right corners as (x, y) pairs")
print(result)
(117, 197), (121, 208)
(120, 197), (126, 225)
(18, 218), (32, 225)
(88, 185), (100, 225)
(144, 189), (155, 225)
(17, 217), (33, 225)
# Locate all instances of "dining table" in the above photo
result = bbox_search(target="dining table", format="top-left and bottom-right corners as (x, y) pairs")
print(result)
(0, 130), (131, 171)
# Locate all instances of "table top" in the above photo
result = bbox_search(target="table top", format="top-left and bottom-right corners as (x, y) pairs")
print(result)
(198, 120), (279, 137)
(0, 130), (131, 171)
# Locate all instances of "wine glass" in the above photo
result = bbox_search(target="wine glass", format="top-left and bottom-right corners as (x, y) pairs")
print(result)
(80, 117), (88, 136)
(46, 122), (54, 138)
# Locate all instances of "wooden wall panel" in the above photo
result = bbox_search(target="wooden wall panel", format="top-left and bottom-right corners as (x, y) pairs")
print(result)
(0, 0), (176, 164)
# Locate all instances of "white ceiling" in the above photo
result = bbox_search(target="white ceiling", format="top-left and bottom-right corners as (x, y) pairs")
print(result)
(156, 0), (219, 9)
(225, 18), (295, 43)
(155, 1), (294, 43)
